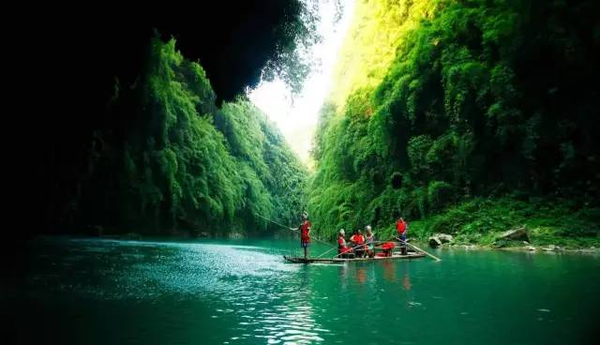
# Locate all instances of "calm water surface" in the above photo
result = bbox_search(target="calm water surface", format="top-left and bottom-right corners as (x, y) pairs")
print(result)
(4, 237), (599, 344)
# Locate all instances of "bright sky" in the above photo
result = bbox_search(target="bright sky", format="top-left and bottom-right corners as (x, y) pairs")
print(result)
(248, 0), (355, 167)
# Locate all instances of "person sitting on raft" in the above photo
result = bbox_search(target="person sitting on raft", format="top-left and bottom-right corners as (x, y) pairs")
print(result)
(396, 216), (408, 255)
(350, 229), (366, 258)
(365, 225), (375, 258)
(379, 241), (395, 257)
(338, 229), (352, 257)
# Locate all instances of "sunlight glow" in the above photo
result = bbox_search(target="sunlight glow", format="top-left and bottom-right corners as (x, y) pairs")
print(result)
(248, 0), (355, 167)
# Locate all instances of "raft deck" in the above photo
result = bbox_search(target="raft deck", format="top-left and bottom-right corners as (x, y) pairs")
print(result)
(284, 252), (426, 264)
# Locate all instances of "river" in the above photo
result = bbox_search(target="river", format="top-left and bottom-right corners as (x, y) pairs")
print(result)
(3, 237), (599, 344)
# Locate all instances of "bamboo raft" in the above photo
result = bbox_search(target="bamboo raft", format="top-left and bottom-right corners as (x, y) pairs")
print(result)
(284, 252), (426, 264)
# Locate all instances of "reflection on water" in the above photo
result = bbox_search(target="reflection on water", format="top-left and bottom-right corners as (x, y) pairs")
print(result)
(219, 264), (326, 344)
(233, 299), (324, 344)
(9, 237), (600, 345)
(16, 238), (329, 344)
(403, 273), (412, 291)
(356, 267), (366, 284)
(382, 260), (396, 282)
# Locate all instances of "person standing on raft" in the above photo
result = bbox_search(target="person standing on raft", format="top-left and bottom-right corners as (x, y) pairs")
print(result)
(298, 212), (311, 259)
(396, 216), (408, 255)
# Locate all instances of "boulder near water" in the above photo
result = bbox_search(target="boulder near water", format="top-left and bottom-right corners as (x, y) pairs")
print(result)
(428, 234), (453, 248)
(437, 234), (454, 243)
(497, 226), (529, 242)
(429, 236), (443, 248)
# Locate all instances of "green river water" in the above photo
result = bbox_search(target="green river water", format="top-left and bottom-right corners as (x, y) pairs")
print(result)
(4, 237), (599, 344)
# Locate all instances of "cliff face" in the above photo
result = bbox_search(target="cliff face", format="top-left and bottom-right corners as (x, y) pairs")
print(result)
(308, 0), (600, 243)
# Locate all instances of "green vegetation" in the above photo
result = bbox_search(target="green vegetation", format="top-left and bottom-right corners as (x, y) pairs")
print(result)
(75, 38), (307, 235)
(40, 1), (598, 247)
(308, 0), (600, 247)
(406, 197), (600, 248)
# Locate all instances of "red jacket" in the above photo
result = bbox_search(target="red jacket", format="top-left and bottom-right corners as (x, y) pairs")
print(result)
(350, 234), (365, 245)
(300, 220), (311, 242)
(396, 219), (407, 235)
(382, 242), (396, 251)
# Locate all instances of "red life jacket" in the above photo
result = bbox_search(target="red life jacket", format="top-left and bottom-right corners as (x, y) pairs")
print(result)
(338, 236), (353, 253)
(396, 220), (407, 235)
(354, 234), (365, 245)
(300, 220), (311, 242)
(382, 242), (395, 251)
(379, 242), (395, 257)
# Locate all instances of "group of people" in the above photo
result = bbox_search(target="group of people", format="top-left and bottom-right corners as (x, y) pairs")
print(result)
(295, 211), (410, 259)
(337, 226), (376, 258)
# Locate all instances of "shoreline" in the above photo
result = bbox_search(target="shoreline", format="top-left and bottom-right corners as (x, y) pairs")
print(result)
(410, 241), (600, 256)
(29, 234), (600, 257)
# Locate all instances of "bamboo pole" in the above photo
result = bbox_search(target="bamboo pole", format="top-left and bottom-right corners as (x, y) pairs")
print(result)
(404, 242), (441, 262)
(331, 243), (367, 259)
(255, 213), (334, 248)
(315, 246), (337, 258)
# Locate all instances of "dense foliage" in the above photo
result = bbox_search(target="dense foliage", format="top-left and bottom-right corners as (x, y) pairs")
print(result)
(70, 38), (307, 235)
(309, 0), (600, 242)
(21, 0), (323, 238)
(408, 196), (600, 248)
